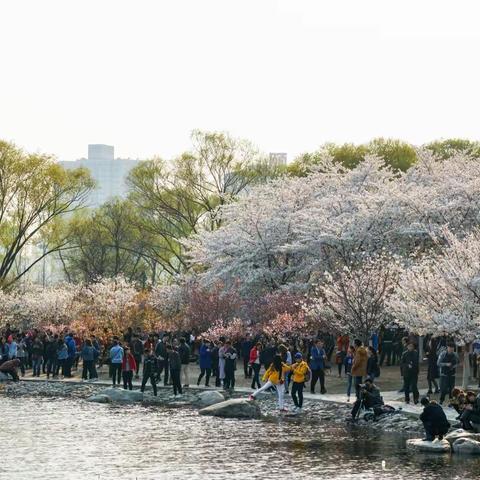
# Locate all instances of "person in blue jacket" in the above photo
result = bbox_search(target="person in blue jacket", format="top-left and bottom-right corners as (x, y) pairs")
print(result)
(64, 333), (76, 378)
(310, 339), (327, 394)
(197, 339), (212, 387)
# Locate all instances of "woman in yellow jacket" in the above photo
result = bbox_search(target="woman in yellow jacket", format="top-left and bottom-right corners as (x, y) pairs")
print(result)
(249, 354), (290, 411)
(290, 352), (310, 412)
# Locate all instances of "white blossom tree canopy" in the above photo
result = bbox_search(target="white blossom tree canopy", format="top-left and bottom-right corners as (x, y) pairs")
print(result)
(388, 228), (480, 343)
(188, 151), (480, 295)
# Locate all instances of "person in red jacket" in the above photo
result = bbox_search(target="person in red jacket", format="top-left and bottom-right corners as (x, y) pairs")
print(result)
(249, 343), (262, 389)
(122, 347), (137, 390)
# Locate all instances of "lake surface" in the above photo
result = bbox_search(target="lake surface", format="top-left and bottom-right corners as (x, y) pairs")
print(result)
(1, 396), (479, 480)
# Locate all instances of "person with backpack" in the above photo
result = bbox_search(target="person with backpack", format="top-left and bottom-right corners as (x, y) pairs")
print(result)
(31, 337), (44, 377)
(290, 352), (310, 412)
(249, 354), (291, 412)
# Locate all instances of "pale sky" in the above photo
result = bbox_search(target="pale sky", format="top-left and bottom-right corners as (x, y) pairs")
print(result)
(1, 0), (480, 162)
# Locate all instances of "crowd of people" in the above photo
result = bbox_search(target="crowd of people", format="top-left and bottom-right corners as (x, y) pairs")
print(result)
(1, 324), (480, 418)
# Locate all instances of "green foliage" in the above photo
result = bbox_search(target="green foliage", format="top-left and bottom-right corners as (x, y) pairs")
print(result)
(0, 140), (94, 289)
(424, 138), (480, 159)
(62, 199), (153, 285)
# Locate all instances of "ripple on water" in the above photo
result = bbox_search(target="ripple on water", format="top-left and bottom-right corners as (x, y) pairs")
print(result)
(0, 396), (479, 480)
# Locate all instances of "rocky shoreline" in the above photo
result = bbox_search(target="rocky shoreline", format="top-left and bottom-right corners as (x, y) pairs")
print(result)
(0, 379), (427, 435)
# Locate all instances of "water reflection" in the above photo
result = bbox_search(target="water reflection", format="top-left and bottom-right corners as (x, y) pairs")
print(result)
(0, 397), (479, 480)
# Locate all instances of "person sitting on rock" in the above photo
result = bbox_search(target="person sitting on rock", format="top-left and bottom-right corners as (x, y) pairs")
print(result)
(419, 397), (450, 441)
(459, 391), (480, 431)
(0, 358), (21, 381)
(351, 378), (383, 419)
(448, 387), (466, 414)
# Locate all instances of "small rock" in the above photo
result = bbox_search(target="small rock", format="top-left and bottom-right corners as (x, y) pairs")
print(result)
(99, 388), (144, 403)
(445, 429), (480, 445)
(406, 438), (451, 453)
(199, 398), (262, 419)
(196, 390), (225, 407)
(452, 438), (480, 455)
(86, 394), (111, 404)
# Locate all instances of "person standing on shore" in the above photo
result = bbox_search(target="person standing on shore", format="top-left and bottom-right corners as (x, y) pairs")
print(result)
(351, 339), (368, 398)
(401, 342), (419, 404)
(197, 339), (212, 387)
(249, 342), (262, 389)
(290, 352), (309, 412)
(178, 337), (191, 387)
(110, 339), (124, 387)
(81, 339), (98, 381)
(366, 347), (380, 381)
(141, 349), (158, 396)
(310, 339), (327, 394)
(344, 346), (355, 402)
(168, 345), (182, 397)
(424, 339), (440, 394)
(122, 346), (137, 390)
(223, 340), (237, 390)
(131, 334), (144, 379)
(31, 337), (44, 377)
(241, 334), (253, 379)
(438, 343), (459, 404)
(218, 338), (227, 388)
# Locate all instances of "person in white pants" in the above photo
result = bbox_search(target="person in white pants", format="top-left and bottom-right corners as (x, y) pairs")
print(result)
(249, 354), (290, 411)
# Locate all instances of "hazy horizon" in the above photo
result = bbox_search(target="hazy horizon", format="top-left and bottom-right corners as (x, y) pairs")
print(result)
(2, 0), (480, 162)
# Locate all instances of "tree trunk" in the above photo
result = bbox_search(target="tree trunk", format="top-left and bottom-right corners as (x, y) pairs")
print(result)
(418, 336), (424, 361)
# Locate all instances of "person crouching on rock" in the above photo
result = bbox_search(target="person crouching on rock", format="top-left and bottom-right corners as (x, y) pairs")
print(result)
(459, 391), (480, 431)
(419, 397), (450, 441)
(351, 378), (383, 420)
(249, 354), (291, 412)
(0, 358), (21, 381)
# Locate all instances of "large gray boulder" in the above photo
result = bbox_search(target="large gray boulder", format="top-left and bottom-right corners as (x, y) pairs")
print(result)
(93, 388), (144, 403)
(406, 438), (451, 453)
(452, 438), (480, 455)
(196, 390), (225, 407)
(199, 398), (261, 419)
(86, 394), (112, 404)
(445, 429), (480, 445)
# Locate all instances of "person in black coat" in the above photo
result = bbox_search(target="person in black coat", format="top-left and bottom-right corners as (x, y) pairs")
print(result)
(419, 397), (450, 441)
(141, 349), (158, 396)
(401, 342), (419, 404)
(424, 339), (440, 394)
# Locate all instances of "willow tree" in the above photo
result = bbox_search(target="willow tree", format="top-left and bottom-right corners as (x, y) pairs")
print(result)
(127, 130), (267, 276)
(0, 140), (94, 288)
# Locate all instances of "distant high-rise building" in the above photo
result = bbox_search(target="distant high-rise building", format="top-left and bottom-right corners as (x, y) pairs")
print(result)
(60, 144), (141, 207)
(269, 152), (287, 167)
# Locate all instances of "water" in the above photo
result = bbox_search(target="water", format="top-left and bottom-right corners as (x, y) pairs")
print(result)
(1, 396), (479, 480)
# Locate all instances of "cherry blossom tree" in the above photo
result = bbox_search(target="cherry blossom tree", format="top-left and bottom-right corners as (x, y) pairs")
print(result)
(388, 228), (480, 387)
(304, 255), (399, 343)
